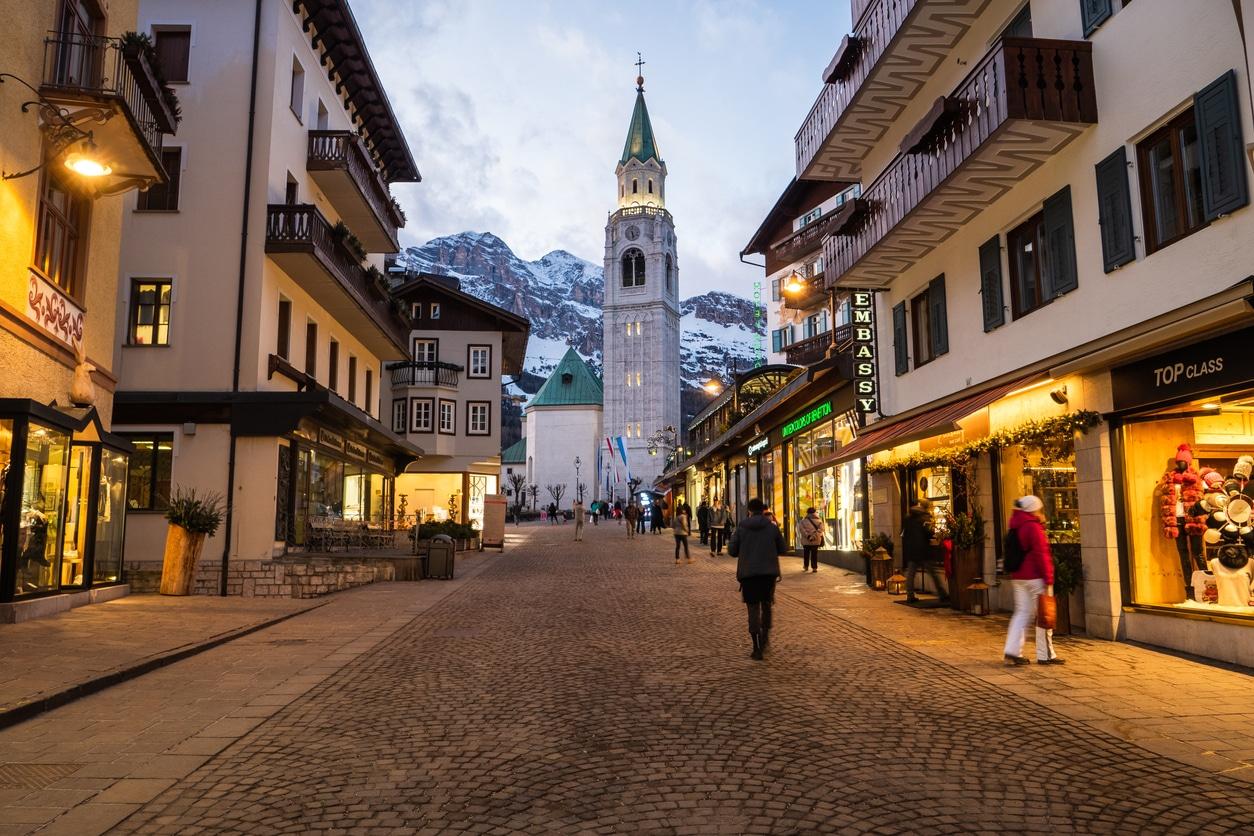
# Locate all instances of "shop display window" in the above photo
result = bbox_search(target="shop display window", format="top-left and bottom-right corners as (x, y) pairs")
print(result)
(93, 449), (128, 583)
(999, 443), (1079, 545)
(16, 423), (70, 596)
(912, 465), (955, 527)
(0, 420), (12, 559)
(1120, 391), (1254, 615)
(61, 444), (93, 588)
(795, 460), (863, 550)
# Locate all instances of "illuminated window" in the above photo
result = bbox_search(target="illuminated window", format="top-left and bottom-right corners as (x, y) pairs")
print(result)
(128, 279), (171, 345)
(120, 432), (173, 510)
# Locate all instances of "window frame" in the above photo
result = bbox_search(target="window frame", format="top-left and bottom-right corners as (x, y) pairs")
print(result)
(438, 398), (456, 435)
(1136, 107), (1207, 254)
(304, 319), (318, 377)
(910, 289), (934, 368)
(347, 355), (358, 403)
(119, 431), (174, 511)
(413, 338), (438, 364)
(1007, 211), (1048, 319)
(430, 303), (441, 319)
(327, 339), (339, 391)
(411, 397), (434, 433)
(391, 398), (407, 433)
(33, 163), (90, 300)
(136, 146), (182, 211)
(289, 55), (304, 122)
(276, 297), (292, 360)
(467, 400), (491, 436)
(621, 248), (646, 288)
(151, 25), (191, 83)
(467, 344), (492, 379)
(127, 278), (172, 346)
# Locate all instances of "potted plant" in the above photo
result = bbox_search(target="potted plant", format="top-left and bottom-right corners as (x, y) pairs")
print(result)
(331, 220), (368, 263)
(159, 488), (223, 595)
(1052, 543), (1083, 634)
(945, 508), (986, 611)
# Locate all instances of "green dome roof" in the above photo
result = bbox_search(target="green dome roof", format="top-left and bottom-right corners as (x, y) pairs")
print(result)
(529, 349), (603, 407)
(620, 90), (662, 166)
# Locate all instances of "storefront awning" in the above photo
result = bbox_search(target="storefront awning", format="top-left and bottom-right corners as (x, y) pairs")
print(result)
(798, 373), (1044, 475)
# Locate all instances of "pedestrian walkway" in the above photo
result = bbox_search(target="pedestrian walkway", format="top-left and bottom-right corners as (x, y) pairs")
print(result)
(1, 524), (1252, 834)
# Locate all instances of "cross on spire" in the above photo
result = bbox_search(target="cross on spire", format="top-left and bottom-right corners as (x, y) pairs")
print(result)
(635, 52), (646, 92)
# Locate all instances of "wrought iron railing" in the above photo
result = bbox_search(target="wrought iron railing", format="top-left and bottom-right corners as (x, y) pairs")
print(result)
(40, 32), (178, 156)
(307, 130), (404, 238)
(821, 37), (1096, 287)
(387, 361), (462, 387)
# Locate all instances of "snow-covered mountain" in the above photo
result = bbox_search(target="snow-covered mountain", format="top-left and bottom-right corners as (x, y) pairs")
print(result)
(391, 232), (764, 444)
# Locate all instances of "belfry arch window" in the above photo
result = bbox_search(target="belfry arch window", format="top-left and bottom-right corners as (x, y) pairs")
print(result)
(665, 255), (673, 291)
(632, 179), (638, 194)
(622, 248), (646, 288)
(648, 178), (654, 194)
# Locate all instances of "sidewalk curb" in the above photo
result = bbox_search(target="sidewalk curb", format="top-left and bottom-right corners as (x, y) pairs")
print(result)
(0, 601), (327, 731)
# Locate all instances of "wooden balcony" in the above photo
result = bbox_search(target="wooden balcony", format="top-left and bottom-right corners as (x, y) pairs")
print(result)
(39, 32), (179, 192)
(784, 324), (853, 367)
(265, 204), (412, 359)
(387, 361), (462, 388)
(307, 131), (404, 252)
(795, 0), (993, 181)
(780, 271), (827, 312)
(822, 37), (1097, 290)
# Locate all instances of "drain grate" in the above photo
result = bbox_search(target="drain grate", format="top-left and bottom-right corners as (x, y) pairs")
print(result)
(0, 762), (82, 789)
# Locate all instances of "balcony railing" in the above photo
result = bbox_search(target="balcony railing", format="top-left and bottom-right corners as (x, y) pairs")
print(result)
(387, 361), (462, 388)
(265, 204), (411, 353)
(784, 324), (852, 367)
(307, 130), (404, 249)
(612, 205), (672, 222)
(822, 37), (1097, 289)
(40, 32), (178, 157)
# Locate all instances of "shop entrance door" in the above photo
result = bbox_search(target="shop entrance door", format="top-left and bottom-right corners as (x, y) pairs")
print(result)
(60, 443), (94, 588)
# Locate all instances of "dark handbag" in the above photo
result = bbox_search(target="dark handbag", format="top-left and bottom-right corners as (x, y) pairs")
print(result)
(1037, 593), (1057, 630)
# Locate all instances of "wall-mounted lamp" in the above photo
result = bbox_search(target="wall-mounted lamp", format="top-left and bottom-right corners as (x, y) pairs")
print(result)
(1050, 385), (1069, 405)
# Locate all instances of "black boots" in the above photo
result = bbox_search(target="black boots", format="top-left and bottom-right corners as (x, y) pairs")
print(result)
(760, 627), (770, 651)
(750, 632), (765, 660)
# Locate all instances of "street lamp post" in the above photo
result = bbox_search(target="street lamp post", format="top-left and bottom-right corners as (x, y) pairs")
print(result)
(574, 456), (582, 502)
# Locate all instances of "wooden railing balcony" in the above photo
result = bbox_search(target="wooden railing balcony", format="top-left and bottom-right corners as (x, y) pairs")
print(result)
(265, 204), (412, 359)
(822, 37), (1097, 290)
(307, 131), (404, 252)
(387, 361), (462, 388)
(780, 270), (827, 312)
(784, 324), (853, 367)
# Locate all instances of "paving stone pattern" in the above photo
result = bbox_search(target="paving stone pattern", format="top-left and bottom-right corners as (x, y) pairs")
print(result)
(112, 525), (1254, 835)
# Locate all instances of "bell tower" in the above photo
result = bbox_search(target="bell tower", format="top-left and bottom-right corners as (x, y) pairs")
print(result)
(602, 60), (681, 492)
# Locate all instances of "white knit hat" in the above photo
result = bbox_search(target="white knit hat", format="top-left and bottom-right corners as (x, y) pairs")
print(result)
(1016, 495), (1044, 514)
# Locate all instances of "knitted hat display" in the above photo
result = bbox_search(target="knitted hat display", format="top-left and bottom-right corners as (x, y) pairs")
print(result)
(1216, 543), (1250, 570)
(1175, 443), (1194, 464)
(1200, 467), (1225, 490)
(1234, 455), (1254, 481)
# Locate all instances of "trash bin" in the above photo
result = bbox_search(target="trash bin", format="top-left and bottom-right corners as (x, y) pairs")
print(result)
(427, 535), (455, 580)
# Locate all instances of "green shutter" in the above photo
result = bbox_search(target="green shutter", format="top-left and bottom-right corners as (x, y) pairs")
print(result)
(892, 302), (908, 375)
(928, 275), (948, 357)
(1080, 0), (1112, 36)
(1195, 70), (1249, 221)
(1042, 186), (1078, 298)
(1095, 147), (1136, 272)
(978, 236), (1005, 331)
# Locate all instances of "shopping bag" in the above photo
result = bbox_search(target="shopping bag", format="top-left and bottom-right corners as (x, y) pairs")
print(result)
(1037, 593), (1057, 630)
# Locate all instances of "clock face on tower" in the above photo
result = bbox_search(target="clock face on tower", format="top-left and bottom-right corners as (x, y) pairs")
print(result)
(625, 225), (640, 241)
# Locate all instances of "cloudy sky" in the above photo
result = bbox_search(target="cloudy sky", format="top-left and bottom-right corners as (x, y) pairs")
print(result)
(352, 0), (850, 298)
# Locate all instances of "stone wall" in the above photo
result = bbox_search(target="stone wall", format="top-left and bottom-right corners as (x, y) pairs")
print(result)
(124, 557), (395, 598)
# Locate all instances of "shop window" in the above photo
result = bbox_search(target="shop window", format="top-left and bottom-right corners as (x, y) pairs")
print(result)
(93, 448), (128, 584)
(468, 345), (491, 378)
(621, 248), (645, 287)
(1137, 109), (1206, 253)
(137, 147), (182, 211)
(1007, 186), (1078, 319)
(122, 432), (172, 511)
(276, 297), (291, 360)
(15, 423), (70, 596)
(128, 279), (171, 346)
(411, 398), (433, 433)
(439, 400), (455, 434)
(152, 26), (191, 82)
(34, 166), (89, 297)
(414, 338), (437, 364)
(998, 441), (1079, 575)
(1120, 392), (1254, 615)
(468, 401), (490, 435)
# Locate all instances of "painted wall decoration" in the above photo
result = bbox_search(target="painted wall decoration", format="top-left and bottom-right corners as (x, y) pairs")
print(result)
(27, 271), (85, 347)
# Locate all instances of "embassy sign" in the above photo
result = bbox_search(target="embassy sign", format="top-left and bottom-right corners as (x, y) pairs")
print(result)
(851, 291), (877, 414)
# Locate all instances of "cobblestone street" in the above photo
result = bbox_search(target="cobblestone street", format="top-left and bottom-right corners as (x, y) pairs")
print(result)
(4, 522), (1254, 834)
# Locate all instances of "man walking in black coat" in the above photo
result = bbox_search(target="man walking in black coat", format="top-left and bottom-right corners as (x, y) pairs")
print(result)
(729, 498), (785, 660)
(902, 499), (948, 604)
(696, 500), (710, 545)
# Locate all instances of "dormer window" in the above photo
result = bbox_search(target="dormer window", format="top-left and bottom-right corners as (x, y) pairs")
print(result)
(561, 372), (573, 384)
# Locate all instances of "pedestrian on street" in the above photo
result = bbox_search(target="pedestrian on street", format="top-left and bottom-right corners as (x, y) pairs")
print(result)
(903, 499), (948, 604)
(697, 499), (710, 545)
(590, 500), (600, 526)
(729, 497), (785, 660)
(650, 500), (664, 535)
(797, 507), (825, 573)
(624, 502), (639, 539)
(1003, 495), (1063, 666)
(548, 502), (558, 526)
(673, 502), (693, 564)
(636, 502), (646, 535)
(614, 500), (623, 524)
(708, 499), (730, 555)
(573, 499), (585, 542)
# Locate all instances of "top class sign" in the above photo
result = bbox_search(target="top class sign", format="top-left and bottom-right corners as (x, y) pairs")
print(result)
(851, 291), (877, 414)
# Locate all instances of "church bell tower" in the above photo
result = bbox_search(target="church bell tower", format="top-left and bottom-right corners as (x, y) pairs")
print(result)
(602, 62), (681, 492)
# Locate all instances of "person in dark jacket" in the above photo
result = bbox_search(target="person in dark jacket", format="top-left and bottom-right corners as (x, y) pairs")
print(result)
(650, 500), (664, 534)
(1003, 495), (1062, 665)
(729, 498), (786, 660)
(696, 499), (711, 545)
(708, 500), (730, 555)
(903, 499), (948, 604)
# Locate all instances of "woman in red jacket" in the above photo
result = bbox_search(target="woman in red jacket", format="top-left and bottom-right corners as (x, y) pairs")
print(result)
(1002, 495), (1064, 666)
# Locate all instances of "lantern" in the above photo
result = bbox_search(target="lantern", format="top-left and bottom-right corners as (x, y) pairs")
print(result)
(870, 546), (893, 590)
(966, 577), (991, 616)
(887, 570), (907, 595)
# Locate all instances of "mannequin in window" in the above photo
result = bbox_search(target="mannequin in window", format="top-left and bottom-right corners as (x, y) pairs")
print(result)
(1209, 544), (1254, 608)
(1158, 444), (1205, 596)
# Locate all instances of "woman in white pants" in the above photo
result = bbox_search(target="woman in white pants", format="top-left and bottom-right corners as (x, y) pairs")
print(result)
(1003, 495), (1063, 666)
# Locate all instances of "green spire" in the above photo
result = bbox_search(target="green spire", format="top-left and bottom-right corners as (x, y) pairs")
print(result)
(620, 89), (662, 166)
(529, 349), (603, 407)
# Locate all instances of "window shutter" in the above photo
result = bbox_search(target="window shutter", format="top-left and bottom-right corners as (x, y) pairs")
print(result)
(1079, 0), (1112, 36)
(1042, 186), (1078, 298)
(1094, 147), (1135, 272)
(892, 302), (908, 375)
(978, 236), (1005, 331)
(1195, 70), (1249, 221)
(772, 329), (782, 353)
(928, 275), (948, 357)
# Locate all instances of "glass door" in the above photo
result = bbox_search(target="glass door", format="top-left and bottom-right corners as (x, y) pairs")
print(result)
(61, 443), (93, 588)
(16, 422), (70, 596)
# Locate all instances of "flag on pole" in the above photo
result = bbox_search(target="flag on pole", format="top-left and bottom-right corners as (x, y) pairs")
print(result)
(616, 436), (633, 484)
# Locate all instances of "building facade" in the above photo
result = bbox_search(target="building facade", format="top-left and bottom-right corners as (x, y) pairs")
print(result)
(520, 349), (604, 511)
(0, 0), (179, 618)
(602, 72), (681, 491)
(389, 274), (529, 531)
(112, 0), (422, 585)
(722, 0), (1254, 666)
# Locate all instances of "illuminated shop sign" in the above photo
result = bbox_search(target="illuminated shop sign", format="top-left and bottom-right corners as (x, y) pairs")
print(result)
(781, 400), (833, 439)
(852, 290), (877, 414)
(747, 436), (769, 456)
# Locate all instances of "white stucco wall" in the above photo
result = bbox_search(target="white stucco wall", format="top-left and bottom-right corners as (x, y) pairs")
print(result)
(525, 405), (603, 507)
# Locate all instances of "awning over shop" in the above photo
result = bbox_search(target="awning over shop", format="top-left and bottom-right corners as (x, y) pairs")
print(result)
(799, 373), (1044, 475)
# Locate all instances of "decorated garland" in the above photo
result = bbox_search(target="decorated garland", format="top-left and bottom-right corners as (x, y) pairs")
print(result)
(865, 410), (1102, 474)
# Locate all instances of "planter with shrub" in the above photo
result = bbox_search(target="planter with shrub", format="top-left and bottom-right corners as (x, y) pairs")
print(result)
(160, 488), (223, 595)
